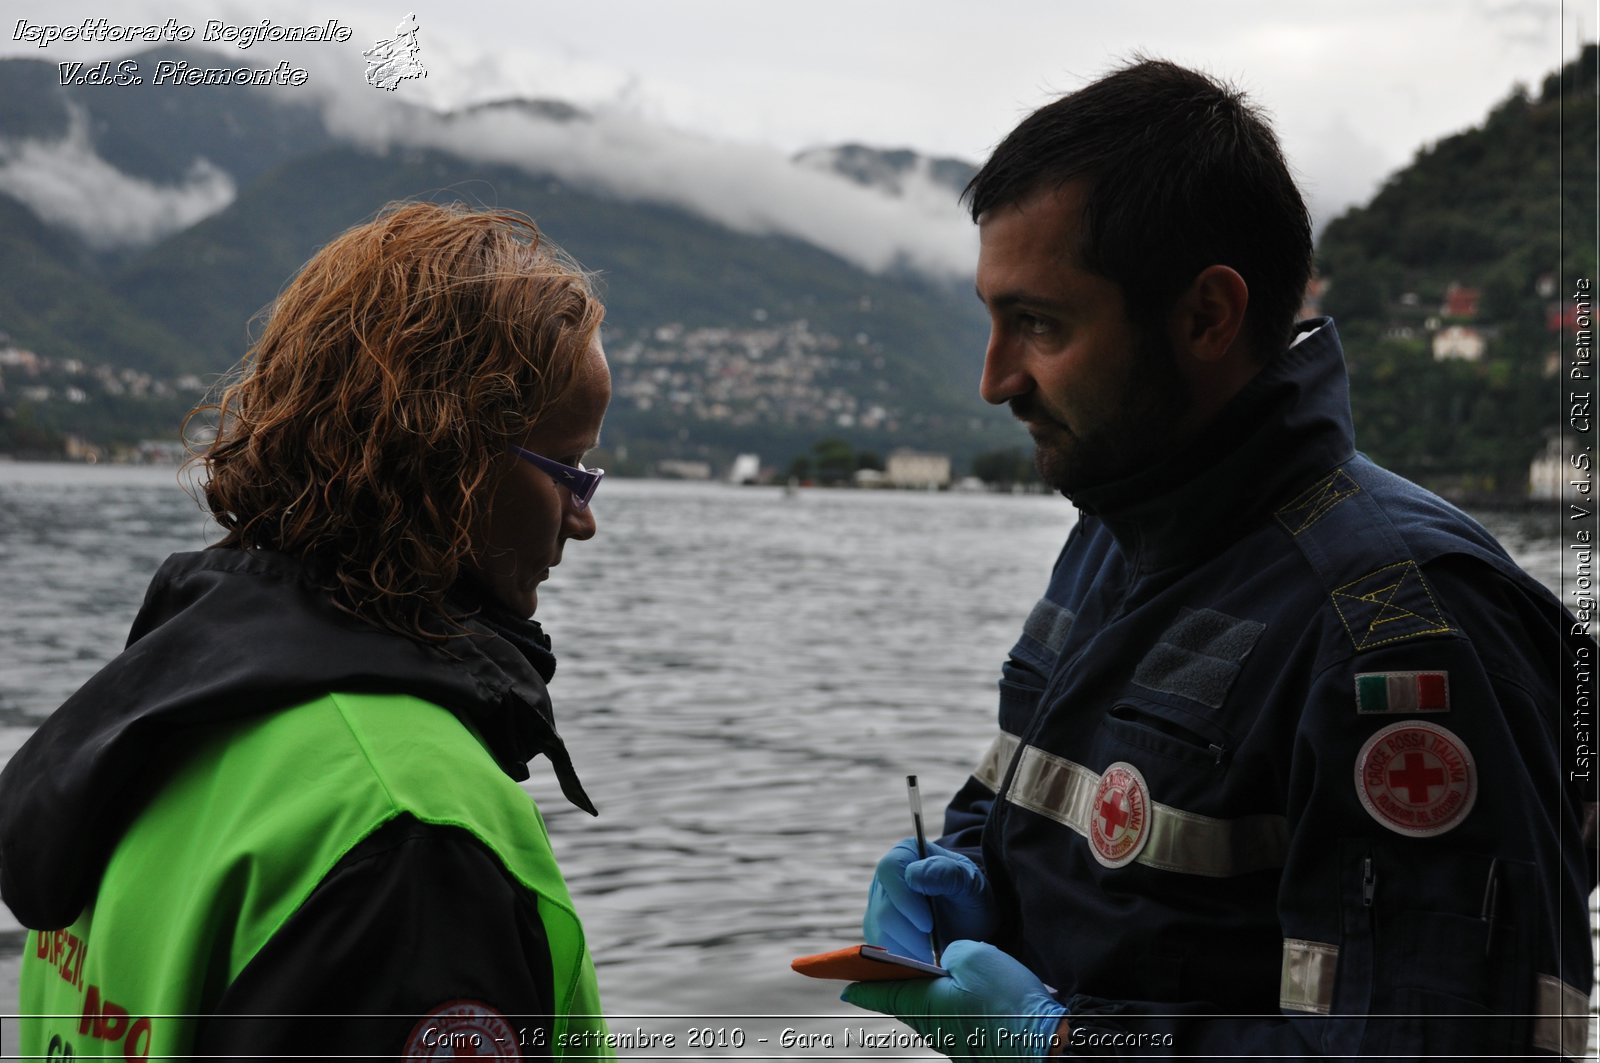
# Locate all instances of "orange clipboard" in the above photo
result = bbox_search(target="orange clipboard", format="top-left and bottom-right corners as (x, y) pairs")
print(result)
(791, 944), (948, 981)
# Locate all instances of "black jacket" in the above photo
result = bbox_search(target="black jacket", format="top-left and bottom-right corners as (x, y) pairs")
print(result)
(0, 548), (597, 1057)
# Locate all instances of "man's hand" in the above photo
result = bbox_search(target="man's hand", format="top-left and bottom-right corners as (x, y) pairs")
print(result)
(841, 939), (1068, 1060)
(863, 839), (996, 963)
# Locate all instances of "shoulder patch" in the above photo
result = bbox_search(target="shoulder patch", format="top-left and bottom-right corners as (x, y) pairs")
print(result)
(1355, 671), (1450, 714)
(405, 1000), (521, 1059)
(1355, 721), (1476, 837)
(1275, 468), (1362, 535)
(1089, 762), (1151, 868)
(1331, 560), (1453, 650)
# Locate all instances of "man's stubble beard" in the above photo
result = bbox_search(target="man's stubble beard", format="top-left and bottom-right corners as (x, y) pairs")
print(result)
(1024, 329), (1191, 495)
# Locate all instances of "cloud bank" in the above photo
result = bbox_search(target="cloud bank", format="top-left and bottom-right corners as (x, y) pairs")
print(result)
(1, 50), (979, 280)
(0, 104), (236, 250)
(313, 84), (980, 280)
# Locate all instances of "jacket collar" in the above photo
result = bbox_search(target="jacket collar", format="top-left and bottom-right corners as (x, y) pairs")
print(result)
(1066, 318), (1356, 572)
(0, 548), (595, 930)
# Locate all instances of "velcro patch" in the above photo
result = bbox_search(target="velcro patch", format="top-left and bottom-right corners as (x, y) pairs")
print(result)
(1132, 607), (1265, 709)
(1355, 671), (1450, 714)
(1021, 597), (1076, 654)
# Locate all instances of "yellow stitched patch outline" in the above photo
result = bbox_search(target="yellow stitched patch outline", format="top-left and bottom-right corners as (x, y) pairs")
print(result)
(1330, 560), (1453, 649)
(1275, 469), (1362, 535)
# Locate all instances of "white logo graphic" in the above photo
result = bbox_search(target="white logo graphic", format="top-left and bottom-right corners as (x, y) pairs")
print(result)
(1088, 761), (1150, 868)
(363, 12), (426, 91)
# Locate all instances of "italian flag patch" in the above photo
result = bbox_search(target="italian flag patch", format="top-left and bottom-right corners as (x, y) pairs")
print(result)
(1355, 671), (1449, 714)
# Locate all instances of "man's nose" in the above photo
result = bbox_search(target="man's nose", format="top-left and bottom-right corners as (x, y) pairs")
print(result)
(980, 331), (1031, 406)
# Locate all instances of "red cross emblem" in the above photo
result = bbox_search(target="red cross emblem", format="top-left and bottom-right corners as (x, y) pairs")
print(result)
(1356, 722), (1476, 837)
(404, 1001), (522, 1059)
(1389, 752), (1446, 802)
(1099, 790), (1132, 834)
(1088, 762), (1150, 868)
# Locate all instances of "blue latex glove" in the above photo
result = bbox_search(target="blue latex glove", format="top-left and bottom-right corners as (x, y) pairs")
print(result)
(841, 939), (1068, 1060)
(863, 838), (996, 964)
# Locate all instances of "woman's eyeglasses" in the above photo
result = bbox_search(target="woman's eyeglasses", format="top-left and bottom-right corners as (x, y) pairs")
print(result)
(508, 446), (605, 509)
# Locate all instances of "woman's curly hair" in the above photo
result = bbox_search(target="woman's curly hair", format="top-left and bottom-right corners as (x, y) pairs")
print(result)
(187, 201), (604, 643)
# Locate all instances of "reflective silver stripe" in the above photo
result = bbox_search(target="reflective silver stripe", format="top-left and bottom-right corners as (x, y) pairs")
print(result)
(1279, 952), (1595, 1042)
(1279, 938), (1338, 1014)
(1139, 800), (1289, 878)
(972, 731), (1022, 793)
(1007, 746), (1101, 831)
(1531, 974), (1592, 1058)
(1004, 747), (1290, 877)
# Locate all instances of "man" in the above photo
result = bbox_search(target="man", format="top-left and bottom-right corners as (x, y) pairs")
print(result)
(843, 59), (1595, 1058)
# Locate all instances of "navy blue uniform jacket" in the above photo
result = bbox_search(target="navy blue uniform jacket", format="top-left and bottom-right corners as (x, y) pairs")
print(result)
(941, 319), (1596, 1057)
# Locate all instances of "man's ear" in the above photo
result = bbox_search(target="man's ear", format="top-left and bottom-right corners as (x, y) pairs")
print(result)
(1170, 265), (1250, 363)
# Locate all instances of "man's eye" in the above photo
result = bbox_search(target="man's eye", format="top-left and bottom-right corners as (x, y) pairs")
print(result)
(1018, 314), (1053, 336)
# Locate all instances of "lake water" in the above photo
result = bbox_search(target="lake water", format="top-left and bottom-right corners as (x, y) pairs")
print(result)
(0, 463), (1593, 1056)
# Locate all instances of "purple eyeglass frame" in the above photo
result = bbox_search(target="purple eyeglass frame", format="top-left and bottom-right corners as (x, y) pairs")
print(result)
(508, 445), (605, 509)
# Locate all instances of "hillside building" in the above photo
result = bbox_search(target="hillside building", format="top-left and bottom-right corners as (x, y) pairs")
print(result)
(1440, 282), (1481, 320)
(1528, 433), (1573, 500)
(885, 449), (951, 489)
(1432, 325), (1486, 362)
(727, 453), (762, 484)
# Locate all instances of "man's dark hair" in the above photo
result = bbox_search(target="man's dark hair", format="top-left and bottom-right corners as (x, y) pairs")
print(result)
(963, 58), (1313, 359)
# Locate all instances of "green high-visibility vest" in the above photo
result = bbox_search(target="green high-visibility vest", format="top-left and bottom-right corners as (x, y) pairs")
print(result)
(19, 691), (610, 1059)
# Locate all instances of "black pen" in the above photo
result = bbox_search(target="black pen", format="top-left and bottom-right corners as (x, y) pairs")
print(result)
(906, 774), (945, 965)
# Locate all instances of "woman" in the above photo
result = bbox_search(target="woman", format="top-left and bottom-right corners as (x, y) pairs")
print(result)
(0, 202), (615, 1059)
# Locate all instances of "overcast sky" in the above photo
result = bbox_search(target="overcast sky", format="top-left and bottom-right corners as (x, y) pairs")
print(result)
(2, 0), (1592, 235)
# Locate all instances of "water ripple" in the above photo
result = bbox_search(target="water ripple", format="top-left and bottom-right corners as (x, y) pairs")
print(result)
(0, 465), (1591, 1033)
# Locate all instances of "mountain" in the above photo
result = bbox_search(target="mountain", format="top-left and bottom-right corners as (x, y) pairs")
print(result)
(21, 41), (1585, 486)
(1315, 44), (1597, 495)
(0, 46), (1008, 470)
(793, 143), (976, 201)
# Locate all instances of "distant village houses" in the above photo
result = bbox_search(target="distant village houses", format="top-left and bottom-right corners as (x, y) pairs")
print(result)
(612, 319), (901, 432)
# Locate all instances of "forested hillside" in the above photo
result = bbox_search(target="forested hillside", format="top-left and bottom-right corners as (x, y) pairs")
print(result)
(1317, 44), (1597, 494)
